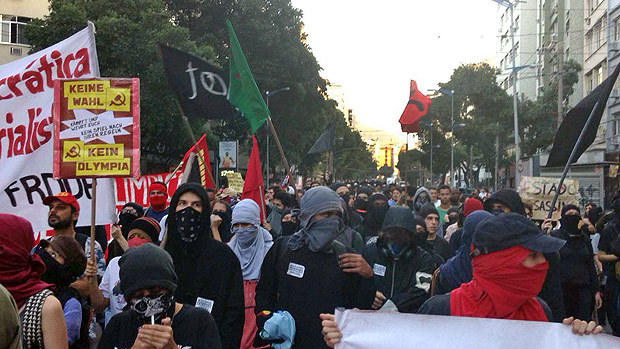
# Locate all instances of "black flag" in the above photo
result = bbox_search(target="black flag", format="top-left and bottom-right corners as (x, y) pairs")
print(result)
(547, 63), (620, 167)
(158, 44), (234, 119)
(308, 120), (336, 154)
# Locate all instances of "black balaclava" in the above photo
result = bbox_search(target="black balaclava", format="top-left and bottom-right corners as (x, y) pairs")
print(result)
(280, 208), (298, 236)
(355, 186), (373, 212)
(560, 204), (581, 236)
(483, 189), (526, 216)
(213, 201), (233, 243)
(364, 193), (389, 234)
(119, 202), (145, 237)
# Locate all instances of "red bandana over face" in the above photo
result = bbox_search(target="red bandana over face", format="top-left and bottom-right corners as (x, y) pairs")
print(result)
(450, 245), (549, 321)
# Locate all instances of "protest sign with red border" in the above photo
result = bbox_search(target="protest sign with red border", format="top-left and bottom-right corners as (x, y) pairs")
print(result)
(53, 78), (140, 178)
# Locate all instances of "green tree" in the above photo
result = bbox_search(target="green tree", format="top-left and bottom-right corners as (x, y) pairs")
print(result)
(25, 0), (218, 171)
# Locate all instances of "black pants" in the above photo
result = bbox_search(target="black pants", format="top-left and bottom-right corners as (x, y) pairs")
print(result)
(605, 279), (620, 336)
(562, 282), (593, 321)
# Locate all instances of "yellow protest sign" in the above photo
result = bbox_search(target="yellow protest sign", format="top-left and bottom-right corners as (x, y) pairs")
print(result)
(226, 172), (244, 193)
(519, 176), (581, 221)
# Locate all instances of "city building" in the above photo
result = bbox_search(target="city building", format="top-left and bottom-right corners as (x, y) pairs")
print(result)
(0, 0), (49, 65)
(326, 83), (357, 129)
(496, 0), (538, 102)
(357, 123), (403, 175)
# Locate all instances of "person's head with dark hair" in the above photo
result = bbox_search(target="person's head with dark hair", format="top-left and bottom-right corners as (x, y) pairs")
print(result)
(205, 188), (216, 209)
(43, 192), (80, 235)
(429, 187), (438, 203)
(438, 185), (451, 206)
(584, 202), (596, 217)
(330, 182), (349, 196)
(391, 187), (403, 203)
(419, 203), (440, 236)
(446, 206), (460, 226)
(37, 235), (87, 289)
(586, 206), (603, 233)
(148, 181), (168, 212)
(273, 191), (292, 211)
(119, 202), (145, 236)
(280, 208), (299, 236)
(126, 217), (161, 247)
(265, 185), (282, 203)
(212, 200), (233, 242)
(483, 189), (526, 216)
(310, 181), (321, 188)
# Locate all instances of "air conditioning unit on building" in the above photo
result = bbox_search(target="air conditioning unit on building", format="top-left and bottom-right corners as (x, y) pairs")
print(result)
(551, 33), (558, 43)
(10, 47), (22, 56)
(585, 17), (591, 25)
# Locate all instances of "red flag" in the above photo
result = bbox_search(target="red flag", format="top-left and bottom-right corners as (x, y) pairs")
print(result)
(180, 134), (215, 188)
(399, 80), (432, 133)
(241, 135), (266, 221)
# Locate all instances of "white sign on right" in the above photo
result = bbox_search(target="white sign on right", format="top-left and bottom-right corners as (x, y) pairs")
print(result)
(519, 176), (581, 221)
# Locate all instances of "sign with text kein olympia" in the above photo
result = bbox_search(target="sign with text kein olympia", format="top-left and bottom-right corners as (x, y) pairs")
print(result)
(53, 78), (140, 178)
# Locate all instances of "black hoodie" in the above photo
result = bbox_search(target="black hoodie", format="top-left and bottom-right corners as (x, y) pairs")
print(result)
(164, 183), (244, 349)
(483, 189), (526, 215)
(359, 193), (389, 241)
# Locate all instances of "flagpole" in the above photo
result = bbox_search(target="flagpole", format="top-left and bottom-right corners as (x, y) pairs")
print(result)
(266, 117), (299, 205)
(546, 100), (600, 220)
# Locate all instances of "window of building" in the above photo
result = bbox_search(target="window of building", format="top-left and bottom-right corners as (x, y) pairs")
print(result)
(588, 0), (594, 14)
(565, 19), (570, 34)
(594, 21), (602, 49)
(586, 73), (593, 93)
(597, 66), (603, 86)
(615, 18), (620, 42)
(0, 15), (32, 45)
(586, 32), (593, 56)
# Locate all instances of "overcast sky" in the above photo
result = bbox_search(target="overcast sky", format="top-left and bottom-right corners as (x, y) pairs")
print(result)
(290, 0), (501, 139)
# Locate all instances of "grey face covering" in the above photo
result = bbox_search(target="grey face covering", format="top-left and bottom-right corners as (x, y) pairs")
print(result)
(304, 216), (343, 253)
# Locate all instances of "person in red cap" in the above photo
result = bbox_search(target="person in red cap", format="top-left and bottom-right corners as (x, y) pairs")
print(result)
(35, 192), (106, 296)
(145, 181), (169, 223)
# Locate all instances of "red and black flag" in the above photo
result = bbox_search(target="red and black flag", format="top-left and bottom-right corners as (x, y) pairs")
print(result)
(547, 63), (620, 167)
(399, 80), (432, 133)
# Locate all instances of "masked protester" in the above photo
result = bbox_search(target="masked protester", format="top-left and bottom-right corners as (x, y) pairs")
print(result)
(163, 183), (244, 349)
(227, 199), (274, 349)
(363, 207), (436, 313)
(331, 182), (362, 230)
(359, 193), (390, 242)
(255, 186), (375, 349)
(87, 217), (161, 325)
(320, 213), (604, 348)
(107, 202), (144, 262)
(419, 204), (453, 264)
(0, 214), (69, 348)
(354, 186), (373, 218)
(337, 199), (364, 253)
(267, 191), (292, 238)
(36, 236), (88, 347)
(599, 197), (620, 336)
(211, 200), (233, 243)
(483, 188), (527, 216)
(280, 209), (299, 236)
(412, 187), (431, 214)
(145, 181), (169, 223)
(551, 205), (601, 322)
(99, 244), (222, 349)
(433, 211), (493, 296)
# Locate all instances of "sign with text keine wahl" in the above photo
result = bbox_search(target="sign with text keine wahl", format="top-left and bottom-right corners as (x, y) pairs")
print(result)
(53, 78), (140, 178)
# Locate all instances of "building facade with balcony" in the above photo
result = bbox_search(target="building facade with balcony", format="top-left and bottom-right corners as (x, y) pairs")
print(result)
(0, 0), (49, 65)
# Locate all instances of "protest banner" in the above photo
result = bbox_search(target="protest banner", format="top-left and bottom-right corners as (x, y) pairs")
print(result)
(53, 77), (140, 178)
(334, 309), (620, 348)
(0, 24), (116, 234)
(519, 176), (581, 221)
(219, 140), (238, 169)
(114, 171), (181, 210)
(226, 172), (244, 193)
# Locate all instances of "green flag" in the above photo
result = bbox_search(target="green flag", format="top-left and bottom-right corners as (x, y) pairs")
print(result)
(227, 20), (269, 134)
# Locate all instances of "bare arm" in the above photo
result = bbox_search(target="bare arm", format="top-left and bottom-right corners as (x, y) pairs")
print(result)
(85, 259), (109, 313)
(210, 214), (222, 242)
(41, 295), (68, 349)
(598, 250), (619, 263)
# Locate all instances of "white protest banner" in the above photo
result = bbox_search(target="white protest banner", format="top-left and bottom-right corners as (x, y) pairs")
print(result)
(335, 309), (620, 349)
(0, 24), (116, 235)
(519, 176), (581, 221)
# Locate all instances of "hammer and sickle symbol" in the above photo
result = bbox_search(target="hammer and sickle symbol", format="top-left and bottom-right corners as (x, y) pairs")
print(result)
(109, 91), (127, 106)
(65, 144), (81, 159)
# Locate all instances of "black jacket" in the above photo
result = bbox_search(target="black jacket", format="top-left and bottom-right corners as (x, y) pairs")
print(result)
(362, 238), (436, 313)
(537, 252), (566, 322)
(99, 305), (221, 349)
(255, 236), (375, 349)
(425, 236), (453, 264)
(551, 228), (599, 291)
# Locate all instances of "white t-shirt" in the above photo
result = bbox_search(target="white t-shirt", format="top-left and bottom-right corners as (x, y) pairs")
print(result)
(99, 257), (126, 326)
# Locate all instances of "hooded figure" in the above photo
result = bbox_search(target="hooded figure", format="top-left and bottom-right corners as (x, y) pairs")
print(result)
(483, 189), (526, 216)
(359, 193), (390, 242)
(362, 207), (436, 313)
(212, 200), (233, 243)
(550, 204), (600, 321)
(163, 183), (244, 349)
(412, 187), (432, 214)
(354, 186), (373, 217)
(228, 199), (274, 349)
(336, 199), (364, 253)
(434, 211), (494, 295)
(419, 213), (566, 322)
(255, 186), (375, 348)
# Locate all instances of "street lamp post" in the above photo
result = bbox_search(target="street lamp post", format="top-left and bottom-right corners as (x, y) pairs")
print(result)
(264, 87), (290, 188)
(493, 0), (521, 188)
(420, 121), (439, 186)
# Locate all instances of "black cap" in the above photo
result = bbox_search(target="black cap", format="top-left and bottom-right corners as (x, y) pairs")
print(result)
(418, 203), (439, 219)
(119, 244), (177, 300)
(472, 213), (565, 255)
(382, 206), (416, 234)
(483, 189), (525, 216)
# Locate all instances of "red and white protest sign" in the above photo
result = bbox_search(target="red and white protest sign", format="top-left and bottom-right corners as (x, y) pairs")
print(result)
(53, 78), (140, 178)
(0, 25), (117, 233)
(114, 172), (181, 210)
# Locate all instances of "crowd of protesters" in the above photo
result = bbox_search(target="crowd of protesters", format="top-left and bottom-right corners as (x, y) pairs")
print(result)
(0, 178), (617, 348)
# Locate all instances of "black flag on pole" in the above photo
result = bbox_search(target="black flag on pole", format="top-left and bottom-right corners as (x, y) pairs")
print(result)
(308, 120), (336, 154)
(547, 63), (620, 167)
(158, 44), (234, 119)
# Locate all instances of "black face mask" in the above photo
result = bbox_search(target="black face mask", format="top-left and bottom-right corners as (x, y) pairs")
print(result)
(448, 214), (459, 225)
(367, 205), (389, 229)
(491, 208), (505, 216)
(414, 195), (429, 212)
(36, 249), (74, 288)
(561, 214), (581, 235)
(130, 293), (175, 325)
(119, 213), (138, 236)
(281, 221), (298, 236)
(340, 194), (350, 203)
(355, 198), (368, 211)
(175, 207), (202, 242)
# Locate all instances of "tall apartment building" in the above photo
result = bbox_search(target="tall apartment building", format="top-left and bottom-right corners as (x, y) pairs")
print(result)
(496, 0), (539, 102)
(607, 0), (620, 153)
(326, 83), (357, 129)
(0, 0), (49, 65)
